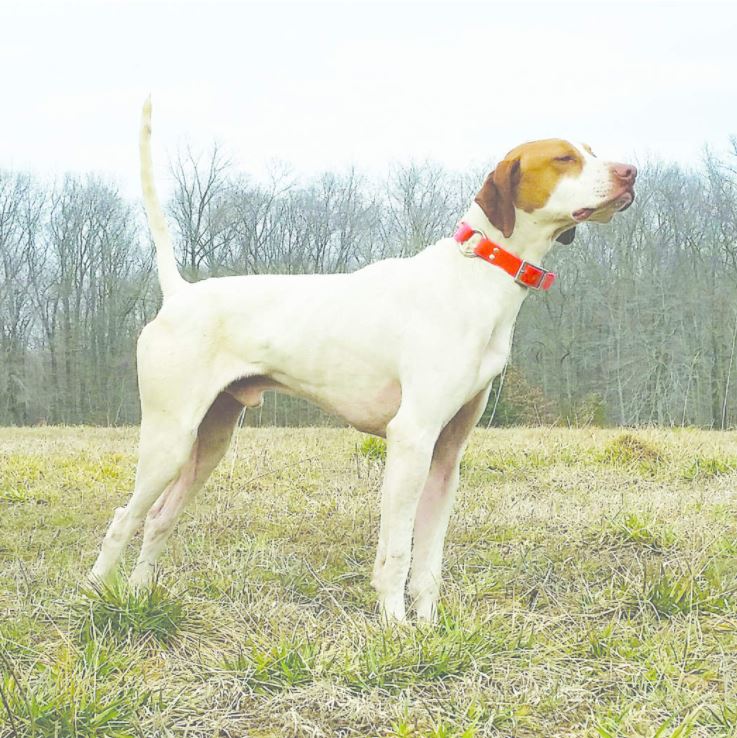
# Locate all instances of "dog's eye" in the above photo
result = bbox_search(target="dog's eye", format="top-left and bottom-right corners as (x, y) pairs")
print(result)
(555, 155), (576, 163)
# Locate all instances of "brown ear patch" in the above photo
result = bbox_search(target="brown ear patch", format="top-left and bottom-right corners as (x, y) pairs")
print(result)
(474, 157), (521, 238)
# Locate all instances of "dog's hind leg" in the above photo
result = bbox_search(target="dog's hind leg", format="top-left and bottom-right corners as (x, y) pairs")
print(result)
(128, 393), (243, 587)
(90, 409), (199, 585)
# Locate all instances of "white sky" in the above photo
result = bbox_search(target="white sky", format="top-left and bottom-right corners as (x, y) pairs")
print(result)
(1, 0), (736, 198)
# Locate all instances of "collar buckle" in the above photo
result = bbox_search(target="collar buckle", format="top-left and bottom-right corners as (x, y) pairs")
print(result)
(515, 261), (556, 290)
(515, 261), (543, 290)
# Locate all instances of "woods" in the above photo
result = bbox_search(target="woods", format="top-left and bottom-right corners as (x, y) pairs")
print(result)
(1, 143), (736, 428)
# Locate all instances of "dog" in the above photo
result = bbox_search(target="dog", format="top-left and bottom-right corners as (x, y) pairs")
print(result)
(90, 98), (636, 622)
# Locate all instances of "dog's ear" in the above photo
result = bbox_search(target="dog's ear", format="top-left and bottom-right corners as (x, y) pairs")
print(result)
(556, 226), (576, 245)
(474, 157), (521, 239)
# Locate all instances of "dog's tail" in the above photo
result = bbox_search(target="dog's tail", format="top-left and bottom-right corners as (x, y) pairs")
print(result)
(140, 96), (187, 300)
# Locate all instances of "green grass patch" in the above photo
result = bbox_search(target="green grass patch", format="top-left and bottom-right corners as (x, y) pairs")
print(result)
(342, 606), (530, 694)
(597, 433), (665, 474)
(0, 454), (45, 503)
(606, 512), (676, 550)
(682, 454), (737, 481)
(634, 564), (735, 617)
(0, 641), (147, 738)
(358, 435), (386, 461)
(391, 718), (478, 737)
(699, 702), (737, 733)
(596, 708), (701, 738)
(73, 579), (188, 644)
(221, 633), (320, 693)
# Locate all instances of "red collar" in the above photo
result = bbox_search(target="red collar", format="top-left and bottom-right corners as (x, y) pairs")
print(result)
(453, 222), (556, 291)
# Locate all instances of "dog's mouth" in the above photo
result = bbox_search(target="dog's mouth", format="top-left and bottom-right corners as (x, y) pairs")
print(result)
(572, 190), (635, 222)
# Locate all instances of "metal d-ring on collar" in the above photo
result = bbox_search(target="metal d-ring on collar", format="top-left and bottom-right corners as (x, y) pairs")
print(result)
(456, 224), (486, 258)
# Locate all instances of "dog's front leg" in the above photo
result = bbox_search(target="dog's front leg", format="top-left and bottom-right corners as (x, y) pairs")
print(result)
(408, 386), (492, 622)
(371, 411), (440, 622)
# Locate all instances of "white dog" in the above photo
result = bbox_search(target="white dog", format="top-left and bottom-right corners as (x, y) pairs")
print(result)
(90, 99), (636, 622)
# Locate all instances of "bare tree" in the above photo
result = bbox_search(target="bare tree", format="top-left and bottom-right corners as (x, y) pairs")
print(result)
(2, 144), (737, 428)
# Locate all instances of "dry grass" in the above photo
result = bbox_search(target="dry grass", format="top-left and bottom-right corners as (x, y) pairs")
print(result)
(1, 425), (737, 737)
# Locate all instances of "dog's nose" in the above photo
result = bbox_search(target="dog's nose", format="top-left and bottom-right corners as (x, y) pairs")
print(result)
(611, 163), (637, 183)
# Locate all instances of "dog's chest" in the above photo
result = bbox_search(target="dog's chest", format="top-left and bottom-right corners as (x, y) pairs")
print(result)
(473, 324), (514, 395)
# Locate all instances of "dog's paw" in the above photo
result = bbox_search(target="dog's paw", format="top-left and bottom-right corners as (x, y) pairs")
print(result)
(128, 563), (155, 591)
(378, 593), (407, 624)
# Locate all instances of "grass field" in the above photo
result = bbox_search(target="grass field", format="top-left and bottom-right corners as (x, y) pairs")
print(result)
(1, 425), (737, 737)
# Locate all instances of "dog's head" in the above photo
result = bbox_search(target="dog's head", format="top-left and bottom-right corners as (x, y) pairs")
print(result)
(475, 139), (637, 244)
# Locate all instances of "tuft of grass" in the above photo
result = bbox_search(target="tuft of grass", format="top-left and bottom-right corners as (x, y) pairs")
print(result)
(701, 702), (737, 732)
(607, 512), (676, 551)
(427, 723), (477, 738)
(598, 433), (664, 474)
(637, 565), (735, 617)
(0, 641), (147, 738)
(73, 579), (188, 644)
(391, 719), (477, 737)
(342, 606), (529, 694)
(0, 455), (44, 503)
(583, 623), (643, 661)
(0, 486), (30, 503)
(358, 435), (386, 461)
(221, 634), (320, 693)
(682, 454), (736, 481)
(597, 707), (701, 738)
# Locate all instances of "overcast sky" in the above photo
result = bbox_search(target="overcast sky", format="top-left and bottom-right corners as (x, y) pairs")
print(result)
(1, 0), (736, 198)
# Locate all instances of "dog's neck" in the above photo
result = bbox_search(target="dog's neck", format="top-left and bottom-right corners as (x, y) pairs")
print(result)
(459, 202), (558, 266)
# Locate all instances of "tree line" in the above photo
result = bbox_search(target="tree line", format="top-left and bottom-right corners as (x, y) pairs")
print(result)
(1, 141), (736, 428)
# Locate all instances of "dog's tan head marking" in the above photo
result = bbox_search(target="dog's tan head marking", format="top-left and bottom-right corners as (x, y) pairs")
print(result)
(475, 139), (637, 242)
